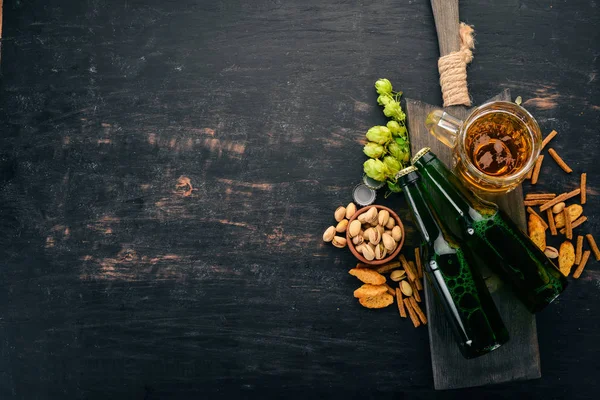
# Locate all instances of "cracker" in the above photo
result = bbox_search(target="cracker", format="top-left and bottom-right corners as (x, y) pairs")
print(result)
(353, 284), (387, 299)
(348, 268), (386, 285)
(358, 293), (394, 309)
(558, 241), (575, 277)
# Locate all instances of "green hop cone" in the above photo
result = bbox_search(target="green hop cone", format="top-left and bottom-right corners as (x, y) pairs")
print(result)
(363, 142), (385, 158)
(386, 141), (406, 163)
(374, 79), (393, 95)
(383, 156), (401, 178)
(363, 158), (388, 182)
(377, 94), (393, 106)
(383, 101), (406, 122)
(386, 120), (401, 135)
(365, 126), (392, 145)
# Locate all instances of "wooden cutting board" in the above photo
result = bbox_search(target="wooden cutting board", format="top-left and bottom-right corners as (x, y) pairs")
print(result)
(405, 89), (541, 390)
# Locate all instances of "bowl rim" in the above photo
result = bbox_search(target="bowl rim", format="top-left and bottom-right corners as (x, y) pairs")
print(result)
(346, 205), (405, 265)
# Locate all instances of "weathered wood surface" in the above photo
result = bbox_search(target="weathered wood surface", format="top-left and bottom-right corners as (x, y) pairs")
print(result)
(0, 0), (598, 398)
(430, 0), (460, 56)
(407, 90), (540, 390)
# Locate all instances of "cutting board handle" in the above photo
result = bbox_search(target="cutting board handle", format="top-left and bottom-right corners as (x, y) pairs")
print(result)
(430, 0), (460, 57)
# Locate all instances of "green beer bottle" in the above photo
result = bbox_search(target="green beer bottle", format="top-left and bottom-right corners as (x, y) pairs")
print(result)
(412, 147), (568, 313)
(397, 166), (509, 359)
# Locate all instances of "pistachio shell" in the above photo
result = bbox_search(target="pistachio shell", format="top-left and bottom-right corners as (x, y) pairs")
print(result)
(382, 233), (396, 251)
(345, 203), (357, 219)
(392, 226), (402, 242)
(352, 235), (364, 245)
(390, 269), (406, 281)
(332, 236), (347, 248)
(323, 226), (336, 242)
(544, 246), (559, 259)
(378, 210), (390, 227)
(348, 220), (362, 238)
(358, 212), (369, 224)
(363, 228), (373, 242)
(400, 280), (413, 297)
(366, 207), (378, 223)
(369, 228), (381, 245)
(334, 206), (346, 222)
(355, 244), (364, 254)
(375, 243), (387, 260)
(362, 244), (375, 261)
(385, 218), (395, 229)
(335, 219), (348, 233)
(376, 225), (385, 236)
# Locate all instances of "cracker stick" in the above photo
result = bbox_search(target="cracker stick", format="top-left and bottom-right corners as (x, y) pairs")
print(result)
(395, 288), (406, 318)
(585, 234), (600, 261)
(527, 207), (549, 229)
(414, 247), (423, 279)
(400, 254), (417, 282)
(525, 193), (556, 200)
(525, 168), (533, 180)
(409, 297), (427, 325)
(410, 280), (421, 302)
(375, 261), (402, 274)
(524, 200), (548, 206)
(403, 298), (421, 328)
(540, 189), (581, 212)
(409, 261), (423, 290)
(575, 235), (584, 265)
(572, 251), (591, 279)
(559, 216), (587, 234)
(564, 209), (573, 240)
(548, 148), (573, 173)
(547, 209), (557, 236)
(384, 283), (396, 297)
(531, 155), (544, 185)
(581, 173), (587, 205)
(542, 130), (558, 149)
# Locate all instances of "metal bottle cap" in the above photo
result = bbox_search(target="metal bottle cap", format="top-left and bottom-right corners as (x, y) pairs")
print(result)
(411, 147), (431, 165)
(352, 184), (377, 206)
(362, 174), (386, 190)
(395, 165), (418, 179)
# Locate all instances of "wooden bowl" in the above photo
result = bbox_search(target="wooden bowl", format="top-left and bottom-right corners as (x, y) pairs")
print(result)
(346, 205), (405, 265)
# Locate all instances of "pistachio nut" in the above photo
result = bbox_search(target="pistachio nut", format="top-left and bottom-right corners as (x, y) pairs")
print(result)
(348, 220), (362, 238)
(335, 219), (348, 233)
(358, 212), (369, 224)
(345, 202), (357, 219)
(366, 206), (378, 223)
(355, 244), (364, 254)
(376, 224), (385, 236)
(544, 246), (559, 259)
(400, 280), (413, 297)
(390, 269), (406, 282)
(332, 236), (347, 248)
(392, 225), (402, 242)
(363, 227), (373, 242)
(378, 210), (390, 227)
(385, 217), (395, 229)
(382, 233), (396, 252)
(552, 202), (566, 214)
(362, 244), (375, 261)
(375, 243), (387, 260)
(352, 235), (364, 245)
(369, 228), (381, 245)
(323, 226), (336, 242)
(334, 206), (346, 222)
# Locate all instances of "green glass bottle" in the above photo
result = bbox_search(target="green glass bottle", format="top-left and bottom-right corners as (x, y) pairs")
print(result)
(397, 166), (509, 359)
(412, 148), (568, 313)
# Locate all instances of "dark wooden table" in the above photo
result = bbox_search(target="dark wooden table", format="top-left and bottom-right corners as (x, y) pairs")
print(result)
(0, 1), (598, 398)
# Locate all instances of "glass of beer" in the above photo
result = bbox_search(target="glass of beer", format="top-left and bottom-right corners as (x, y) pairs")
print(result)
(425, 101), (542, 194)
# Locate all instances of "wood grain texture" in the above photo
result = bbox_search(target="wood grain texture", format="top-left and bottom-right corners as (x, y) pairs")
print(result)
(430, 0), (460, 56)
(0, 0), (598, 398)
(407, 90), (540, 390)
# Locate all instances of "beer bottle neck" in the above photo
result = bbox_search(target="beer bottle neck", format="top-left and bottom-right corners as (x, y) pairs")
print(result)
(401, 176), (443, 245)
(414, 153), (498, 218)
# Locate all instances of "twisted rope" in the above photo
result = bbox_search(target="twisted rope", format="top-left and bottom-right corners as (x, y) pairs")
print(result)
(438, 23), (475, 107)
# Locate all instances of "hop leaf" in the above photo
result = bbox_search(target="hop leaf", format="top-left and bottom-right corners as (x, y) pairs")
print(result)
(374, 79), (393, 95)
(363, 159), (388, 182)
(387, 180), (402, 193)
(363, 142), (385, 158)
(365, 126), (392, 145)
(383, 156), (401, 177)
